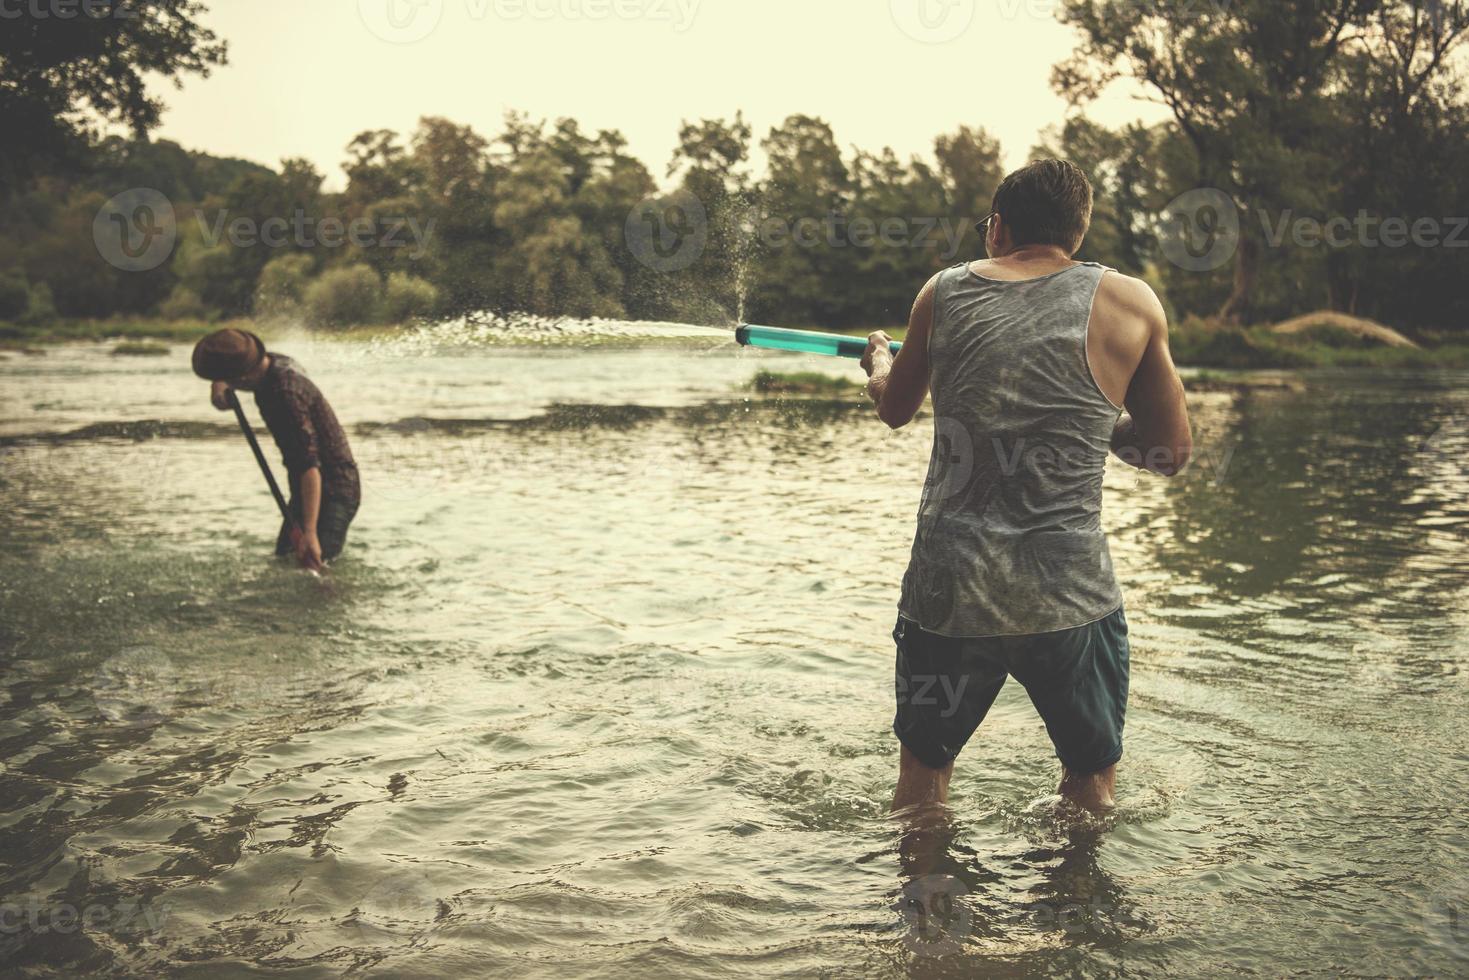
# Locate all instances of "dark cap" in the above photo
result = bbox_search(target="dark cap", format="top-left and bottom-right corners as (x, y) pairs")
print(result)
(192, 329), (266, 381)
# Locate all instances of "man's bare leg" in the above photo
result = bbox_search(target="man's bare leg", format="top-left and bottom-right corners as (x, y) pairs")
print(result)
(892, 744), (953, 813)
(1058, 764), (1116, 812)
(892, 745), (956, 881)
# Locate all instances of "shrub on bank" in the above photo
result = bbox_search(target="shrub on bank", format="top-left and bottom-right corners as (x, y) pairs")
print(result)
(0, 276), (29, 320)
(380, 272), (440, 324)
(1170, 315), (1469, 368)
(1169, 317), (1312, 369)
(303, 265), (382, 328)
(254, 253), (317, 320)
(159, 286), (212, 322)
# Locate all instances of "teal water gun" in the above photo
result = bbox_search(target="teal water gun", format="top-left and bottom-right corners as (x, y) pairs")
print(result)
(735, 324), (902, 360)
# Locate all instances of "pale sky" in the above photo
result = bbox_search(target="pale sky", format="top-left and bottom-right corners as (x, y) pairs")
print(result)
(149, 0), (1169, 190)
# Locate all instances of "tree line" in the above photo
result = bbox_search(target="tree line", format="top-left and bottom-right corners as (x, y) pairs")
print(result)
(1, 0), (1466, 336)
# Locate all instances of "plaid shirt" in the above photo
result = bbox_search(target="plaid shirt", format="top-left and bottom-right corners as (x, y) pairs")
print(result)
(254, 354), (360, 504)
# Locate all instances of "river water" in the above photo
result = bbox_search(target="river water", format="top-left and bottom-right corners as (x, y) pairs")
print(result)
(1, 326), (1466, 977)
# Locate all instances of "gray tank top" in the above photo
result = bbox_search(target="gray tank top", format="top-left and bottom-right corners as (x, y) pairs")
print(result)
(898, 261), (1123, 637)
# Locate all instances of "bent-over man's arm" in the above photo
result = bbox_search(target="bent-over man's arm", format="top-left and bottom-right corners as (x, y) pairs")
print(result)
(296, 467), (323, 567)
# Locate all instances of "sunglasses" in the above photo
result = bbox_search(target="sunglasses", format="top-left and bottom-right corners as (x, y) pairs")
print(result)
(974, 211), (998, 235)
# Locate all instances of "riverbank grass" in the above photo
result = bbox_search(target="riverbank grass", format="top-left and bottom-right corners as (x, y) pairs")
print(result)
(111, 341), (172, 356)
(748, 369), (859, 396)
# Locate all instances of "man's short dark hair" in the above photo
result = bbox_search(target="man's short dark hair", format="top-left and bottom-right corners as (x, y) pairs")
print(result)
(991, 159), (1093, 254)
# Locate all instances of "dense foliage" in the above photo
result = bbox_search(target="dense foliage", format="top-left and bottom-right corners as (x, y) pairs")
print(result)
(1, 0), (1466, 335)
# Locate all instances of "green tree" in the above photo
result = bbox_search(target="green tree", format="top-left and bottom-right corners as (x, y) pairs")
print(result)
(0, 0), (226, 192)
(659, 113), (752, 322)
(1055, 0), (1435, 321)
(934, 125), (1005, 262)
(746, 115), (852, 326)
(407, 117), (501, 313)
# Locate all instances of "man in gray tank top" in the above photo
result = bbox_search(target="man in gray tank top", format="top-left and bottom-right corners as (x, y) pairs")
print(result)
(861, 160), (1192, 813)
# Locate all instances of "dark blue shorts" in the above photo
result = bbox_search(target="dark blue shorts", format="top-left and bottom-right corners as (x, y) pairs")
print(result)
(892, 607), (1129, 774)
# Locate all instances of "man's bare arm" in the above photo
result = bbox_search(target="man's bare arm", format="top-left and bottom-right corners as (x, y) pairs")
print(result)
(1110, 291), (1192, 476)
(864, 273), (937, 428)
(296, 467), (324, 567)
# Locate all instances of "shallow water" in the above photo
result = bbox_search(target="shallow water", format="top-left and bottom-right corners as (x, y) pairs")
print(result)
(1, 330), (1466, 977)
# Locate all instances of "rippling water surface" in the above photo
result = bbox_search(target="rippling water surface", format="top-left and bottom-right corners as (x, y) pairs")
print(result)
(1, 328), (1466, 977)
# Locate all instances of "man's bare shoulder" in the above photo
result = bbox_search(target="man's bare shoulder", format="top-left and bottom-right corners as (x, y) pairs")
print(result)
(1094, 271), (1167, 335)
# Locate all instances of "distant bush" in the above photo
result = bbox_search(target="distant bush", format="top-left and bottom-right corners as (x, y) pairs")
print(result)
(0, 276), (29, 320)
(380, 272), (440, 323)
(254, 252), (316, 319)
(1169, 315), (1469, 369)
(159, 286), (211, 321)
(1287, 323), (1382, 350)
(1170, 317), (1312, 369)
(303, 265), (382, 328)
(22, 282), (57, 325)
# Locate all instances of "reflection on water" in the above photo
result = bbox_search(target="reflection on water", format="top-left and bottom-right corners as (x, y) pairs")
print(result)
(0, 338), (1466, 977)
